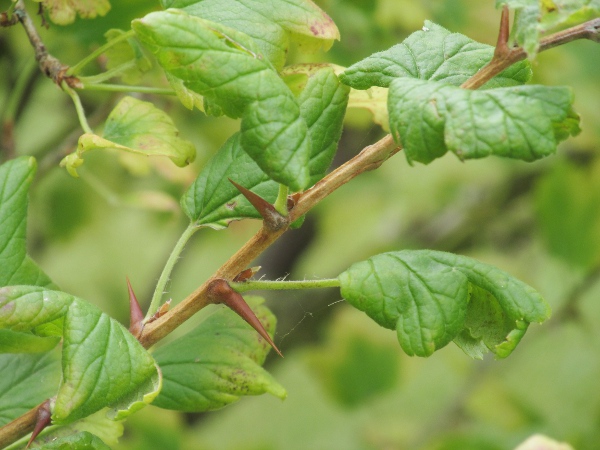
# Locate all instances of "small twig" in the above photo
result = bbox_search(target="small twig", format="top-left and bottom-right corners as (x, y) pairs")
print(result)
(13, 0), (79, 88)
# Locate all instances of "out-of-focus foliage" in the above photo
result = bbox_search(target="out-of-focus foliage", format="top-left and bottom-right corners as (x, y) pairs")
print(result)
(1, 0), (599, 448)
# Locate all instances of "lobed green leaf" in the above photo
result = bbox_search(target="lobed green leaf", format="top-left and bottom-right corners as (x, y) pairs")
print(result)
(388, 79), (580, 165)
(33, 0), (110, 26)
(297, 67), (350, 184)
(181, 133), (279, 229)
(0, 286), (160, 424)
(31, 431), (111, 449)
(338, 250), (550, 358)
(152, 297), (286, 412)
(160, 0), (339, 70)
(61, 96), (195, 177)
(340, 21), (531, 90)
(133, 10), (312, 191)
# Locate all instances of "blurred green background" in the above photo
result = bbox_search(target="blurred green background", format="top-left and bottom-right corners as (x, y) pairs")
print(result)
(1, 0), (600, 448)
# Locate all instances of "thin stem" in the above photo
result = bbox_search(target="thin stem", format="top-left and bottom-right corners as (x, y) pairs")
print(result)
(273, 184), (289, 216)
(62, 83), (93, 134)
(77, 60), (137, 85)
(146, 223), (198, 320)
(68, 29), (136, 76)
(231, 278), (340, 293)
(80, 83), (176, 96)
(3, 58), (37, 122)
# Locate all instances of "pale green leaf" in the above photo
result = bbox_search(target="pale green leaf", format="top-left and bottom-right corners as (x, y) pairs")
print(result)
(134, 10), (311, 191)
(0, 286), (160, 424)
(181, 133), (278, 229)
(34, 431), (111, 450)
(0, 329), (60, 353)
(61, 96), (195, 177)
(340, 21), (531, 90)
(338, 250), (550, 358)
(161, 0), (339, 70)
(166, 73), (204, 111)
(153, 297), (286, 412)
(0, 352), (60, 426)
(497, 0), (600, 56)
(33, 0), (111, 25)
(0, 157), (53, 288)
(104, 29), (151, 85)
(388, 79), (580, 165)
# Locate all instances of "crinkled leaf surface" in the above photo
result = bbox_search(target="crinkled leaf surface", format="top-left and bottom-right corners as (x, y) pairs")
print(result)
(338, 250), (550, 358)
(33, 0), (111, 25)
(103, 29), (151, 85)
(389, 79), (580, 165)
(0, 352), (60, 426)
(152, 297), (286, 412)
(497, 0), (600, 56)
(340, 21), (531, 90)
(282, 63), (389, 131)
(181, 133), (278, 229)
(296, 67), (349, 184)
(160, 0), (339, 70)
(61, 96), (195, 177)
(133, 10), (311, 191)
(0, 286), (160, 424)
(0, 156), (53, 288)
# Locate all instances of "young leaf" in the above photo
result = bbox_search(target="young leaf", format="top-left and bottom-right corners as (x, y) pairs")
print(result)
(103, 29), (151, 85)
(32, 0), (111, 25)
(388, 79), (580, 165)
(296, 67), (350, 184)
(497, 0), (600, 56)
(0, 286), (161, 424)
(133, 10), (311, 191)
(181, 133), (279, 229)
(338, 250), (550, 358)
(61, 96), (195, 177)
(30, 431), (111, 449)
(340, 21), (531, 90)
(160, 0), (339, 70)
(0, 157), (53, 288)
(152, 297), (286, 412)
(0, 352), (60, 427)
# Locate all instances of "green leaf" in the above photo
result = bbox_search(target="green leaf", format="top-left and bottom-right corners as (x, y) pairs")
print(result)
(104, 29), (151, 85)
(160, 0), (339, 70)
(33, 0), (111, 25)
(338, 250), (550, 358)
(0, 329), (60, 353)
(61, 96), (196, 177)
(340, 21), (531, 90)
(535, 159), (600, 269)
(282, 63), (389, 131)
(0, 352), (61, 426)
(497, 0), (600, 57)
(152, 297), (286, 412)
(388, 79), (580, 165)
(0, 156), (53, 288)
(133, 10), (311, 191)
(297, 67), (350, 184)
(0, 286), (160, 424)
(181, 133), (279, 229)
(33, 431), (111, 450)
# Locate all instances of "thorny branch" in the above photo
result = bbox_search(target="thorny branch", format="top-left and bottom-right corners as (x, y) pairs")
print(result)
(1, 8), (600, 449)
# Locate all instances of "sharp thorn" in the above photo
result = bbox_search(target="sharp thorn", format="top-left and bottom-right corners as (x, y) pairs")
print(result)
(495, 4), (511, 57)
(26, 400), (51, 448)
(233, 266), (261, 282)
(127, 278), (144, 339)
(208, 279), (283, 357)
(229, 178), (287, 230)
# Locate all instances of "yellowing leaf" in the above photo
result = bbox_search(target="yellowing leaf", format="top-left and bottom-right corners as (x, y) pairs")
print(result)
(61, 96), (195, 177)
(35, 0), (111, 25)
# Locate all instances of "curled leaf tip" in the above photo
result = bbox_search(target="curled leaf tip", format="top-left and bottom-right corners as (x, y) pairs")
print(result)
(27, 400), (52, 448)
(229, 178), (288, 231)
(208, 279), (283, 357)
(127, 277), (144, 339)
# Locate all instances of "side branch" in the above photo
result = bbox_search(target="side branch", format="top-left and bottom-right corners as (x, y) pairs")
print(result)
(13, 0), (79, 88)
